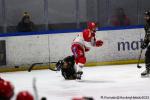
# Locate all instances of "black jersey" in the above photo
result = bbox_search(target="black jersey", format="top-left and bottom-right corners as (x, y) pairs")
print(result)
(143, 22), (150, 47)
(60, 55), (76, 79)
(143, 21), (150, 66)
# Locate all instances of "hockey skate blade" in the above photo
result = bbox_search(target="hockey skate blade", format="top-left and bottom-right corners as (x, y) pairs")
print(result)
(76, 79), (114, 83)
(141, 74), (150, 78)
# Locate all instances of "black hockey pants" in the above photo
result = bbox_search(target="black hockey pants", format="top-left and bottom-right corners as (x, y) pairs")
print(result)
(145, 46), (150, 70)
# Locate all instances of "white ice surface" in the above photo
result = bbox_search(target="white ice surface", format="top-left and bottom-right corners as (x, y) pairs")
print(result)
(1, 64), (150, 100)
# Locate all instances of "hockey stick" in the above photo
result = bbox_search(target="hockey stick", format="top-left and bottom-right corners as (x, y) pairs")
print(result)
(137, 49), (143, 68)
(33, 78), (39, 100)
(28, 63), (43, 72)
(28, 62), (57, 72)
(48, 62), (58, 71)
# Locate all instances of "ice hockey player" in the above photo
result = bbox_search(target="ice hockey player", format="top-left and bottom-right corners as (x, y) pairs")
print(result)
(56, 55), (77, 80)
(71, 22), (103, 79)
(0, 80), (14, 100)
(16, 91), (34, 100)
(141, 10), (150, 76)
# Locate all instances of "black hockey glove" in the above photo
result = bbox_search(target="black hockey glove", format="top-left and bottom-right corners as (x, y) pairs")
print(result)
(141, 43), (148, 49)
(56, 60), (64, 71)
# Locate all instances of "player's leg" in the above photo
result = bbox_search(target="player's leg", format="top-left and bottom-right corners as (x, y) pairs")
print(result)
(71, 44), (86, 79)
(141, 47), (150, 76)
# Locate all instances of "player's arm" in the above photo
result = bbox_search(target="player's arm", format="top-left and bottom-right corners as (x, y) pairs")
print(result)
(141, 25), (150, 49)
(90, 34), (103, 47)
(61, 70), (69, 79)
(141, 36), (149, 49)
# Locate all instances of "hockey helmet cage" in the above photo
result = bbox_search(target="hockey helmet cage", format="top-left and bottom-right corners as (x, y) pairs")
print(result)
(144, 10), (150, 16)
(87, 22), (97, 30)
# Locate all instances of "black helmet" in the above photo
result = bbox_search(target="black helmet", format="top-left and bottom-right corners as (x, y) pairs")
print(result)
(144, 11), (150, 16)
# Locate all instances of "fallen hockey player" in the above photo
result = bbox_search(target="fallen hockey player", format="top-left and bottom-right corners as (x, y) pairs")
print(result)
(56, 55), (77, 80)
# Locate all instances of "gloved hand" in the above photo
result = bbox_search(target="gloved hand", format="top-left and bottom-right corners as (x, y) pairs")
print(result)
(141, 43), (147, 49)
(96, 40), (103, 47)
(84, 46), (90, 52)
(56, 60), (63, 71)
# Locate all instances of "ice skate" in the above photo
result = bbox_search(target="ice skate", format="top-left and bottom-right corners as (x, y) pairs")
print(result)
(141, 69), (150, 76)
(76, 71), (83, 80)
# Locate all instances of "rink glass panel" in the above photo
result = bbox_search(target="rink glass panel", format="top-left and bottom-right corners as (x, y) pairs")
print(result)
(0, 0), (3, 33)
(5, 0), (45, 32)
(97, 0), (150, 27)
(106, 0), (138, 26)
(138, 0), (150, 24)
(48, 0), (78, 29)
(1, 0), (150, 31)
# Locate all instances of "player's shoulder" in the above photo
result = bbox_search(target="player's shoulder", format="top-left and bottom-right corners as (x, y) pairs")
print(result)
(64, 55), (75, 61)
(82, 29), (90, 33)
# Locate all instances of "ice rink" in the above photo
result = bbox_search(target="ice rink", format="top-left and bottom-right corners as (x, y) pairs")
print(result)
(1, 64), (150, 100)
